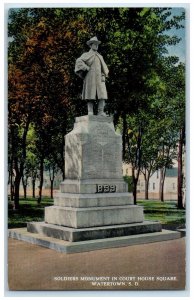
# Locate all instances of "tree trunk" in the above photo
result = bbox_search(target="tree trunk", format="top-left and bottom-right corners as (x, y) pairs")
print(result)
(126, 124), (142, 205)
(22, 176), (27, 199)
(9, 157), (15, 201)
(177, 128), (184, 209)
(143, 170), (150, 200)
(159, 168), (166, 202)
(23, 184), (27, 199)
(49, 165), (55, 199)
(160, 183), (164, 202)
(12, 120), (30, 208)
(13, 157), (22, 209)
(32, 178), (36, 198)
(132, 168), (138, 205)
(9, 129), (15, 202)
(11, 183), (15, 202)
(10, 172), (15, 201)
(62, 136), (65, 180)
(38, 157), (44, 204)
(145, 178), (149, 200)
(133, 179), (137, 205)
(50, 179), (54, 199)
(62, 164), (65, 181)
(122, 113), (127, 160)
(14, 175), (21, 209)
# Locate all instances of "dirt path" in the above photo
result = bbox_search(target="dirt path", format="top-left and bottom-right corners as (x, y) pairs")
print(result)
(7, 237), (186, 291)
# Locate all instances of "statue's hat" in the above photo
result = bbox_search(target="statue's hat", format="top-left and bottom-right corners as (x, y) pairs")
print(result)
(86, 36), (101, 46)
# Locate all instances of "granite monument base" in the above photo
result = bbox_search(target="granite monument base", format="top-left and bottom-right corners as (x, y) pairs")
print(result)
(27, 220), (162, 242)
(44, 204), (144, 228)
(8, 227), (181, 254)
(8, 115), (181, 253)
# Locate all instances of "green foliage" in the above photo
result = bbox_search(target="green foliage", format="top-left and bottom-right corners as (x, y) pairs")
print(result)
(123, 175), (133, 192)
(8, 8), (185, 206)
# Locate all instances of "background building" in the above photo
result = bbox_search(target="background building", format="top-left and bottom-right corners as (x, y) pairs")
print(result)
(122, 162), (179, 200)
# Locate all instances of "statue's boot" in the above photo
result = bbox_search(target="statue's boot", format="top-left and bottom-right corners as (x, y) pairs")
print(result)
(98, 99), (106, 116)
(87, 101), (94, 115)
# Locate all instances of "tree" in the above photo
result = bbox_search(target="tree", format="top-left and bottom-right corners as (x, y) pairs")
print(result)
(157, 136), (177, 202)
(8, 8), (76, 205)
(170, 64), (185, 209)
(45, 158), (61, 199)
(140, 120), (162, 200)
(23, 125), (39, 198)
(8, 7), (185, 207)
(160, 62), (185, 207)
(151, 58), (185, 205)
(8, 9), (41, 207)
(110, 8), (185, 203)
(8, 72), (31, 208)
(122, 111), (145, 204)
(28, 152), (39, 198)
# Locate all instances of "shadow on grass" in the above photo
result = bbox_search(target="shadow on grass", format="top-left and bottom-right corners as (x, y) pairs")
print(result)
(8, 197), (54, 229)
(137, 199), (186, 230)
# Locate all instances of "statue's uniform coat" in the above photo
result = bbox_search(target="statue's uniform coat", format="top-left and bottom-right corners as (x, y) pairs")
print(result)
(75, 49), (109, 100)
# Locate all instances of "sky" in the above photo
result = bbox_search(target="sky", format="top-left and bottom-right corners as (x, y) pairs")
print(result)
(166, 7), (185, 63)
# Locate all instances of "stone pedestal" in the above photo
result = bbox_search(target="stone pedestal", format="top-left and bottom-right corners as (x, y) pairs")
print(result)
(26, 115), (162, 243)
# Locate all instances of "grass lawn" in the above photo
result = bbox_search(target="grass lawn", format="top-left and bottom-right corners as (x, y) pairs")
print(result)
(8, 197), (186, 230)
(8, 197), (54, 228)
(137, 199), (186, 229)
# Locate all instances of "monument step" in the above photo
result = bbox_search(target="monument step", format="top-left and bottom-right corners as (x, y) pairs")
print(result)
(54, 192), (133, 207)
(8, 228), (182, 254)
(44, 204), (144, 228)
(27, 220), (162, 242)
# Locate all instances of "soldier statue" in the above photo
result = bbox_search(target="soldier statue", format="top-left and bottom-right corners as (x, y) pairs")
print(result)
(75, 36), (109, 116)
